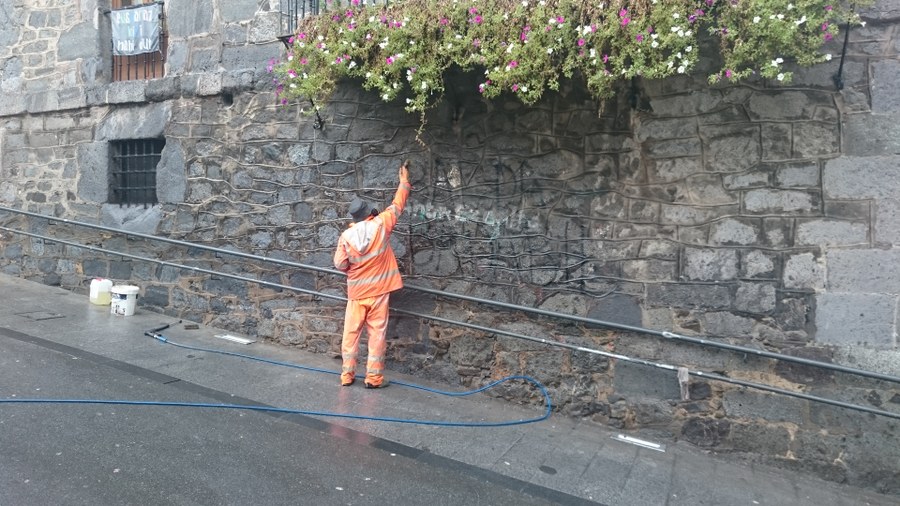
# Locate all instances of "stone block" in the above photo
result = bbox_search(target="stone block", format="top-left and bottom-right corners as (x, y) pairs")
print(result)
(635, 117), (697, 142)
(793, 121), (840, 158)
(621, 259), (676, 281)
(106, 80), (146, 104)
(701, 124), (761, 172)
(97, 102), (170, 140)
(843, 113), (900, 156)
(783, 252), (825, 291)
(647, 283), (734, 309)
(75, 142), (109, 203)
(646, 157), (702, 182)
(876, 198), (900, 245)
(824, 155), (900, 199)
(796, 219), (869, 247)
(741, 250), (777, 279)
(762, 216), (793, 246)
(747, 91), (820, 120)
(167, 0), (214, 37)
(702, 311), (756, 337)
(723, 170), (769, 190)
(221, 43), (281, 73)
(775, 164), (819, 188)
(661, 204), (735, 226)
(683, 247), (739, 281)
(58, 22), (100, 61)
(761, 123), (792, 161)
(826, 248), (900, 292)
(649, 90), (723, 117)
(157, 139), (187, 204)
(815, 292), (898, 348)
(710, 218), (760, 245)
(743, 189), (818, 214)
(735, 282), (776, 313)
(872, 60), (900, 114)
(680, 417), (731, 448)
(613, 361), (681, 400)
(723, 389), (807, 424)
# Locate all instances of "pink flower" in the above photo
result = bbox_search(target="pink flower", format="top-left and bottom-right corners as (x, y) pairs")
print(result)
(508, 60), (518, 68)
(512, 84), (519, 92)
(824, 33), (833, 41)
(288, 36), (295, 44)
(298, 33), (306, 39)
(473, 15), (482, 24)
(469, 7), (478, 14)
(352, 0), (360, 5)
(300, 58), (308, 65)
(473, 38), (481, 47)
(825, 5), (833, 11)
(635, 34), (643, 42)
(602, 54), (609, 63)
(577, 38), (585, 46)
(440, 18), (449, 25)
(725, 69), (733, 78)
(288, 69), (297, 78)
(556, 16), (565, 23)
(620, 17), (630, 27)
(821, 22), (829, 30)
(386, 56), (394, 65)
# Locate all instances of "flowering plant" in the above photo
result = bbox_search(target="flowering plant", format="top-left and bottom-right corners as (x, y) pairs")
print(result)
(273, 0), (868, 116)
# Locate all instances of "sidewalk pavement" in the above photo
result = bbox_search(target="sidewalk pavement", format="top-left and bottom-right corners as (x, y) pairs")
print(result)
(0, 273), (894, 506)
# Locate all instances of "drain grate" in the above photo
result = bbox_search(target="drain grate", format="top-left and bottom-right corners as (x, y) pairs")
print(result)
(16, 311), (67, 321)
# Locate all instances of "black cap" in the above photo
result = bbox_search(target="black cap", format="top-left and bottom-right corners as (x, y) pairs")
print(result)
(348, 197), (374, 222)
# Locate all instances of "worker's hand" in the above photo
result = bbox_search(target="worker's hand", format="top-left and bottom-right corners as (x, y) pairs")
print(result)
(399, 160), (410, 182)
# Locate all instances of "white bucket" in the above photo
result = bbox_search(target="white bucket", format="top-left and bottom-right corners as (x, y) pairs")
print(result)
(89, 278), (113, 305)
(110, 285), (139, 316)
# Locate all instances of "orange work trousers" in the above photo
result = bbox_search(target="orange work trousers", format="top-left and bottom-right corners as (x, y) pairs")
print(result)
(340, 293), (390, 386)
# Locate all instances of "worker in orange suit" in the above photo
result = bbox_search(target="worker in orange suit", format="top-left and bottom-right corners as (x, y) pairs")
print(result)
(333, 160), (411, 388)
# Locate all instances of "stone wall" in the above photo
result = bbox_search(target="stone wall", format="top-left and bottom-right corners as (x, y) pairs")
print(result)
(0, 0), (898, 494)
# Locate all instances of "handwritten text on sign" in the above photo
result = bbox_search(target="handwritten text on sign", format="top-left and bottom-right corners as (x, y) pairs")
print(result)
(111, 3), (161, 56)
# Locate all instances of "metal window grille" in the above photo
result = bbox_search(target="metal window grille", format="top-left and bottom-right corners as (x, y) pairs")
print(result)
(111, 0), (167, 81)
(109, 139), (165, 206)
(278, 0), (389, 44)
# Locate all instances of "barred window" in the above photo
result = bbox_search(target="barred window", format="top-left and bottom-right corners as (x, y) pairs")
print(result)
(109, 139), (165, 205)
(110, 0), (167, 81)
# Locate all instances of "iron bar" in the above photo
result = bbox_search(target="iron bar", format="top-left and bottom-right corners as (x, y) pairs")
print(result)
(1, 223), (898, 420)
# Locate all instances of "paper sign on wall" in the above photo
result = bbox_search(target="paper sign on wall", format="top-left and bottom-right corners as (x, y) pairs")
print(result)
(111, 3), (161, 56)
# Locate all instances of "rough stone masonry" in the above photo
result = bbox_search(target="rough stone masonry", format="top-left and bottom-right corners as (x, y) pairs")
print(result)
(0, 0), (898, 495)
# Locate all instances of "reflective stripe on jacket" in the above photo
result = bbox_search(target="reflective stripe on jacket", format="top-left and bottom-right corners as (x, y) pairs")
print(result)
(333, 178), (411, 300)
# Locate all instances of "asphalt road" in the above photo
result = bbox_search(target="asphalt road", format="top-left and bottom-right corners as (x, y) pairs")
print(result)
(0, 335), (572, 506)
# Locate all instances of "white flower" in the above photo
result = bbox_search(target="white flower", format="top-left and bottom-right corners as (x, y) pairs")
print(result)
(685, 45), (693, 53)
(287, 54), (293, 61)
(348, 61), (356, 69)
(777, 14), (784, 20)
(410, 40), (416, 45)
(795, 15), (807, 25)
(290, 83), (296, 88)
(673, 13), (679, 19)
(753, 16), (761, 23)
(369, 16), (375, 22)
(549, 17), (556, 24)
(547, 47), (554, 54)
(506, 43), (515, 53)
(302, 73), (307, 79)
(651, 41), (659, 48)
(777, 73), (785, 81)
(406, 98), (412, 104)
(522, 0), (528, 6)
(365, 72), (372, 78)
(351, 42), (357, 48)
(317, 35), (324, 41)
(678, 30), (684, 37)
(383, 93), (390, 100)
(769, 14), (776, 20)
(379, 42), (387, 49)
(677, 65), (686, 74)
(589, 48), (596, 57)
(787, 3), (794, 9)
(447, 43), (453, 48)
(825, 53), (832, 61)
(861, 21), (867, 27)
(521, 85), (528, 92)
(392, 82), (398, 89)
(455, 34), (462, 39)
(421, 81), (427, 90)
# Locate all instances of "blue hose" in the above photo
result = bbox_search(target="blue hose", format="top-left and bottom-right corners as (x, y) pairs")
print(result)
(1, 332), (553, 427)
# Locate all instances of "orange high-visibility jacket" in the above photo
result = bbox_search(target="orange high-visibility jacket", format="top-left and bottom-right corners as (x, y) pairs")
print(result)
(333, 177), (411, 300)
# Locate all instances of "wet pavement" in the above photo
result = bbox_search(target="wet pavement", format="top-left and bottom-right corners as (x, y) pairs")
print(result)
(0, 273), (895, 505)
